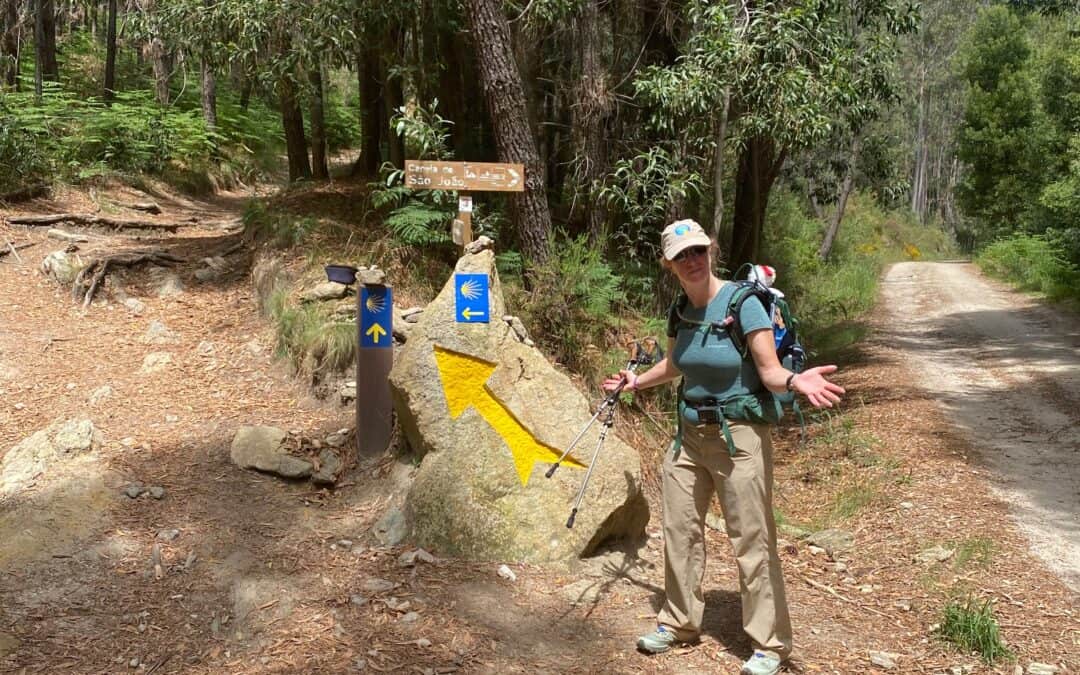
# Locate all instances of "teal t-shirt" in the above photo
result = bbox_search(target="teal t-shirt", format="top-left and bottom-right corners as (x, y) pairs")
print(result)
(668, 282), (772, 402)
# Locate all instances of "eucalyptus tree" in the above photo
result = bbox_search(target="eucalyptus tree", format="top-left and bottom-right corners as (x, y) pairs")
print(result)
(103, 0), (116, 103)
(635, 0), (917, 266)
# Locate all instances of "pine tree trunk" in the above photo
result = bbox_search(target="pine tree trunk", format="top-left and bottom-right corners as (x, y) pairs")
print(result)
(278, 74), (311, 182)
(462, 0), (551, 262)
(574, 0), (611, 241)
(818, 134), (861, 261)
(309, 64), (329, 180)
(103, 0), (116, 103)
(1, 0), (18, 88)
(352, 46), (382, 177)
(731, 136), (786, 267)
(382, 30), (404, 169)
(37, 0), (57, 82)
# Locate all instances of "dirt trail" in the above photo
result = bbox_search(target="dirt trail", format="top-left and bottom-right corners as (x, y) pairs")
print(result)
(2, 186), (1078, 674)
(879, 261), (1080, 591)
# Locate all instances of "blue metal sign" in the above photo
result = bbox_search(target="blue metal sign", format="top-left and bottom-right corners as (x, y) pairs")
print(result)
(454, 273), (489, 323)
(360, 285), (393, 348)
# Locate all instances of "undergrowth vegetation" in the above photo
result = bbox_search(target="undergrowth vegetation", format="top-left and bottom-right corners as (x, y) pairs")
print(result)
(976, 233), (1080, 307)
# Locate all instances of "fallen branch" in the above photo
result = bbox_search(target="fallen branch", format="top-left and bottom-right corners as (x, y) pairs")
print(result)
(72, 250), (184, 307)
(8, 213), (183, 232)
(47, 228), (93, 243)
(0, 241), (33, 262)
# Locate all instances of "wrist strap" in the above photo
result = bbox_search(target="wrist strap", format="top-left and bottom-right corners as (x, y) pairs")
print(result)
(785, 372), (797, 392)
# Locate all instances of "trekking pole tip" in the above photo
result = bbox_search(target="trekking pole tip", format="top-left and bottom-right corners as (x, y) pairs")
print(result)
(566, 509), (578, 529)
(545, 464), (558, 479)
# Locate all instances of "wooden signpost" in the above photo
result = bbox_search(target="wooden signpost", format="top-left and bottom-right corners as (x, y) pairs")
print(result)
(403, 160), (525, 247)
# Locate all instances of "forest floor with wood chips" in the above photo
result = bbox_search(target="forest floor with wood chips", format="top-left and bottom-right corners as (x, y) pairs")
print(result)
(0, 176), (1077, 674)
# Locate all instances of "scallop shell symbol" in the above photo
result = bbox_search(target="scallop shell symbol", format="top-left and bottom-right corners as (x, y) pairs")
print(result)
(365, 291), (386, 314)
(460, 280), (482, 301)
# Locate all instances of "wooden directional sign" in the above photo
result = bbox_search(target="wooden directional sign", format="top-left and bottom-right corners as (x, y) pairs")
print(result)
(404, 160), (525, 192)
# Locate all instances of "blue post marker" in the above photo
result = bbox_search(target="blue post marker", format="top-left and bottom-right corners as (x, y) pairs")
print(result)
(357, 284), (394, 456)
(455, 273), (490, 323)
(360, 286), (393, 348)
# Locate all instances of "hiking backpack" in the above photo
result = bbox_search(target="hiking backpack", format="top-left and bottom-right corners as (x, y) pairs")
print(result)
(666, 263), (807, 452)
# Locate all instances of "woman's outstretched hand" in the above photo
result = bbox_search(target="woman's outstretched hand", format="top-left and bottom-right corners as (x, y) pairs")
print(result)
(792, 365), (845, 408)
(602, 370), (637, 393)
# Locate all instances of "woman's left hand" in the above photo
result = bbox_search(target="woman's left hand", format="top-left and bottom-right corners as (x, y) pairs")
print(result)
(792, 365), (845, 408)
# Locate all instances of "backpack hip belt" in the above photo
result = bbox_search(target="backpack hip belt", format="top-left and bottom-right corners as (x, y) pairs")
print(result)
(677, 393), (780, 456)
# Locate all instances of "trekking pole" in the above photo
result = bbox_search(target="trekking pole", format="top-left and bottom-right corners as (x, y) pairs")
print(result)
(546, 361), (638, 529)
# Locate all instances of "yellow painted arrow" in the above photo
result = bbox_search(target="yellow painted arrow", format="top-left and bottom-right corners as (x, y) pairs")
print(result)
(461, 307), (485, 320)
(365, 323), (387, 343)
(433, 345), (583, 485)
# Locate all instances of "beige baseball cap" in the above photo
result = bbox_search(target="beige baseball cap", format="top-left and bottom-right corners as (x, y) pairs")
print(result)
(661, 219), (711, 260)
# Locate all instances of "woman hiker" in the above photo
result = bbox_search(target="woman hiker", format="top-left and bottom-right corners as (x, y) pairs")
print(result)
(602, 219), (845, 675)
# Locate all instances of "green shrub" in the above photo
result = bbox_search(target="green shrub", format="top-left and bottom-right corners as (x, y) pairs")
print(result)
(935, 596), (1013, 665)
(516, 234), (625, 377)
(977, 233), (1080, 303)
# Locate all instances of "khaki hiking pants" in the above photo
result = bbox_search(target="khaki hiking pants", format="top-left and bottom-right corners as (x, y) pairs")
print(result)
(656, 419), (793, 661)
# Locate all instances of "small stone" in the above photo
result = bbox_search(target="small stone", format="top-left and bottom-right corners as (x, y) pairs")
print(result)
(65, 383), (76, 390)
(156, 529), (180, 541)
(1027, 664), (1060, 675)
(833, 562), (848, 572)
(129, 657), (140, 668)
(350, 595), (368, 607)
(197, 341), (215, 356)
(325, 432), (348, 448)
(497, 565), (517, 582)
(123, 298), (146, 315)
(362, 578), (397, 593)
(869, 651), (899, 670)
(859, 584), (875, 594)
(121, 437), (138, 448)
(915, 545), (954, 564)
(13, 402), (25, 410)
(807, 545), (826, 556)
(148, 486), (165, 500)
(900, 501), (914, 509)
(88, 385), (113, 405)
(416, 638), (432, 648)
(124, 483), (146, 499)
(165, 415), (179, 423)
(337, 539), (354, 549)
(399, 611), (419, 623)
(398, 548), (436, 567)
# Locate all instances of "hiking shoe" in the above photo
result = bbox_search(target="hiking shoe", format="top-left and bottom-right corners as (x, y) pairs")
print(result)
(636, 626), (678, 654)
(740, 651), (782, 675)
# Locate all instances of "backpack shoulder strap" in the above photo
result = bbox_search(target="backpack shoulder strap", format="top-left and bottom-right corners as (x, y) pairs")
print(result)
(666, 293), (690, 338)
(726, 281), (773, 358)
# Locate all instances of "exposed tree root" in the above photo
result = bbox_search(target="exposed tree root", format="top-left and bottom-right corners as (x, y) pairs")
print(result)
(72, 250), (185, 308)
(7, 213), (183, 232)
(0, 183), (48, 203)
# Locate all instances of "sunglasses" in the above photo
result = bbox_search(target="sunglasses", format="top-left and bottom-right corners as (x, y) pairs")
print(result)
(673, 246), (708, 262)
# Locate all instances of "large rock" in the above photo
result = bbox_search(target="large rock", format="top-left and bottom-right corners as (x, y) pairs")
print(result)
(230, 426), (313, 479)
(2, 418), (101, 496)
(40, 250), (84, 284)
(389, 249), (649, 563)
